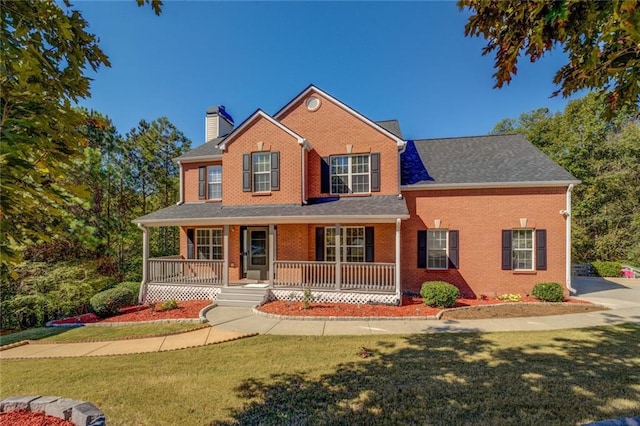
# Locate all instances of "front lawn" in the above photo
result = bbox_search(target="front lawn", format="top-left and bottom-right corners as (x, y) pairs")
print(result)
(1, 324), (639, 425)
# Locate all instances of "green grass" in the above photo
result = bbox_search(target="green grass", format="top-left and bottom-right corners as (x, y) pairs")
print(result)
(1, 324), (639, 425)
(0, 323), (203, 346)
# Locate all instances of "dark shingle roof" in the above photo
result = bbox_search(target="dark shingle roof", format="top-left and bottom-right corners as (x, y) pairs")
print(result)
(375, 120), (403, 139)
(174, 136), (225, 161)
(134, 195), (408, 225)
(401, 134), (577, 186)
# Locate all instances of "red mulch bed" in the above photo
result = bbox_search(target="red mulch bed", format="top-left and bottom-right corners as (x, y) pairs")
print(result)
(0, 409), (75, 426)
(49, 300), (211, 325)
(257, 296), (591, 318)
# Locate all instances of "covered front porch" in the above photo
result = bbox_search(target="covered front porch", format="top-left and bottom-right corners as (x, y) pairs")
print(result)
(134, 196), (409, 304)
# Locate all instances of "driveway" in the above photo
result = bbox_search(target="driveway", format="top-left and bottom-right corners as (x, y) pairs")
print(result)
(572, 276), (640, 309)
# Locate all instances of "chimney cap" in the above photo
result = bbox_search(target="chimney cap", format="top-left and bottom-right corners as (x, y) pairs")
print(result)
(206, 105), (234, 124)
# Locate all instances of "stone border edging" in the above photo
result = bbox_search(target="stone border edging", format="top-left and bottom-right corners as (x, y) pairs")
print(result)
(252, 307), (438, 321)
(0, 395), (105, 425)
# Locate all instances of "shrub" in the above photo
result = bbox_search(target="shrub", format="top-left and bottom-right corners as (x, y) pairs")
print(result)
(532, 282), (565, 302)
(89, 287), (135, 318)
(591, 261), (622, 277)
(155, 299), (179, 312)
(420, 281), (459, 308)
(117, 281), (141, 305)
(302, 288), (315, 310)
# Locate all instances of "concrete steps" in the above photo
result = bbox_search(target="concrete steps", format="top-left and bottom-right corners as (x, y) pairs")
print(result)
(216, 286), (269, 307)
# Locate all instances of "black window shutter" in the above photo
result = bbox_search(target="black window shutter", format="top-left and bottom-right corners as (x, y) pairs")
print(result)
(315, 227), (325, 261)
(198, 166), (206, 199)
(417, 230), (427, 268)
(370, 153), (380, 192)
(187, 229), (195, 259)
(536, 229), (547, 270)
(321, 157), (330, 194)
(271, 151), (280, 191)
(242, 154), (251, 192)
(448, 230), (459, 269)
(365, 227), (374, 262)
(502, 230), (512, 270)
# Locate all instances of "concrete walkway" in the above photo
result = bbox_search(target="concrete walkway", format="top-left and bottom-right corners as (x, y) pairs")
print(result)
(1, 277), (638, 359)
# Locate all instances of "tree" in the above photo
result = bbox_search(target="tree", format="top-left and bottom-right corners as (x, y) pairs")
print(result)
(459, 0), (640, 116)
(491, 93), (640, 263)
(0, 0), (162, 273)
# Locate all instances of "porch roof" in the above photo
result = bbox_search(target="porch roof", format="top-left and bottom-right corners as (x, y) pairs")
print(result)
(134, 195), (409, 226)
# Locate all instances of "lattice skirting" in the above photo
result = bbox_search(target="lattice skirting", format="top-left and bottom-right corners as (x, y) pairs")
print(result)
(144, 284), (221, 303)
(269, 289), (398, 305)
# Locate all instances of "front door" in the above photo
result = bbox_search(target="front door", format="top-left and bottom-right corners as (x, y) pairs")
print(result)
(244, 227), (269, 280)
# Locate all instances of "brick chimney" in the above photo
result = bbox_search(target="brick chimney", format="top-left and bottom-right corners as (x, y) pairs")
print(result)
(205, 105), (234, 140)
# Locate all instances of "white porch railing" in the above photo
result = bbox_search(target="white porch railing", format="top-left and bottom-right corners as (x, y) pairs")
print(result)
(273, 260), (395, 292)
(148, 258), (223, 285)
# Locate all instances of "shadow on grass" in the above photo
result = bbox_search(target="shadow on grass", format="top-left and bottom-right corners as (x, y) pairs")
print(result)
(0, 326), (75, 346)
(212, 324), (640, 425)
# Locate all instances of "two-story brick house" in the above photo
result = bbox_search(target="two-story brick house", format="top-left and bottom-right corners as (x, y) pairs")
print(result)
(134, 85), (579, 306)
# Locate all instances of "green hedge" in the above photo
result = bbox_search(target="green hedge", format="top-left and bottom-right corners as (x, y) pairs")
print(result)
(420, 281), (459, 308)
(89, 287), (136, 318)
(591, 261), (622, 277)
(531, 282), (564, 302)
(117, 281), (141, 305)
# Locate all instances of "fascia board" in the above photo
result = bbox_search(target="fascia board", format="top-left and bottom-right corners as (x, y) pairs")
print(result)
(400, 180), (581, 191)
(173, 155), (223, 164)
(134, 214), (410, 227)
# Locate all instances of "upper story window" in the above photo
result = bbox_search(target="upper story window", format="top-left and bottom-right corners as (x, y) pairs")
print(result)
(331, 154), (370, 194)
(252, 153), (271, 192)
(199, 165), (222, 200)
(243, 151), (280, 193)
(207, 165), (222, 199)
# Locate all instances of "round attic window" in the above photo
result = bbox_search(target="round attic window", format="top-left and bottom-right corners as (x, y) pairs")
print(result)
(305, 96), (321, 111)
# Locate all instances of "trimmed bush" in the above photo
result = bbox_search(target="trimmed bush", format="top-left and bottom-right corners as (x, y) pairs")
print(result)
(591, 261), (622, 277)
(117, 281), (141, 305)
(420, 281), (459, 308)
(532, 282), (564, 302)
(89, 286), (135, 318)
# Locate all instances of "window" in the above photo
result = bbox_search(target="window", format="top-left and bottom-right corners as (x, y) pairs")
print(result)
(330, 154), (370, 194)
(325, 227), (365, 262)
(195, 229), (223, 260)
(512, 229), (533, 270)
(207, 165), (222, 199)
(427, 230), (448, 269)
(252, 153), (271, 192)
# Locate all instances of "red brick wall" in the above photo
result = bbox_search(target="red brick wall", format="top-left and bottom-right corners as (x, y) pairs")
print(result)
(222, 116), (303, 206)
(400, 187), (569, 297)
(183, 161), (222, 203)
(279, 91), (400, 198)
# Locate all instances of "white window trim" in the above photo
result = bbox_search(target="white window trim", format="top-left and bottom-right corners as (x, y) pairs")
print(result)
(207, 165), (222, 200)
(330, 154), (371, 195)
(252, 152), (271, 193)
(325, 226), (366, 263)
(195, 228), (223, 260)
(426, 229), (449, 270)
(512, 228), (535, 271)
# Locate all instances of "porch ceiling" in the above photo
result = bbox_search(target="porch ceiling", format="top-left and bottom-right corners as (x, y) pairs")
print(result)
(133, 195), (409, 227)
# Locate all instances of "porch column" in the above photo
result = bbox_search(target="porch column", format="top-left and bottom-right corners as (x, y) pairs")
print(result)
(223, 225), (229, 287)
(268, 224), (275, 287)
(395, 218), (401, 303)
(137, 223), (149, 304)
(335, 223), (341, 290)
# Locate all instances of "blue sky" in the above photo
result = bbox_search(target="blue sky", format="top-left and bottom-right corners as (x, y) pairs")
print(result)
(76, 1), (578, 145)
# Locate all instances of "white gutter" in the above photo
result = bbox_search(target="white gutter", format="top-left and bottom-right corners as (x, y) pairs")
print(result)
(173, 154), (222, 163)
(177, 161), (184, 205)
(400, 180), (580, 191)
(134, 214), (410, 227)
(565, 184), (576, 294)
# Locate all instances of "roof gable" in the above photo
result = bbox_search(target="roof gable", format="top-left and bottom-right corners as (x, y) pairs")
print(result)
(218, 109), (309, 151)
(274, 85), (405, 148)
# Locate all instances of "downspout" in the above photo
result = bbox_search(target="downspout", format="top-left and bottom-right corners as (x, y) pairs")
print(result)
(565, 184), (576, 294)
(137, 223), (149, 303)
(395, 218), (402, 305)
(301, 144), (307, 204)
(177, 161), (184, 205)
